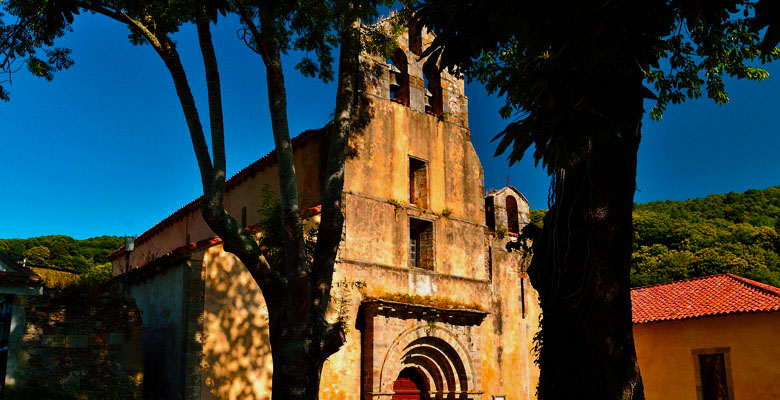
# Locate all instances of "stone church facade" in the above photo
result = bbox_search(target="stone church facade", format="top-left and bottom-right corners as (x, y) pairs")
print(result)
(109, 25), (540, 400)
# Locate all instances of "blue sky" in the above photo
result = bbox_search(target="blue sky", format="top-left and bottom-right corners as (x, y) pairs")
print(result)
(1, 14), (779, 239)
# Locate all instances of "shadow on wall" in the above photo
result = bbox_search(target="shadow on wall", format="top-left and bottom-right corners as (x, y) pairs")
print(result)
(143, 323), (180, 399)
(203, 247), (272, 400)
(5, 291), (144, 399)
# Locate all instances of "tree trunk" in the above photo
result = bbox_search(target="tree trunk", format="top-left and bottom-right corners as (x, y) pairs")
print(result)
(268, 300), (322, 400)
(268, 295), (344, 399)
(528, 121), (645, 399)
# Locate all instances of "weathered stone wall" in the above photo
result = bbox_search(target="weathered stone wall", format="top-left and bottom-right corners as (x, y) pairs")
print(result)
(316, 250), (540, 400)
(5, 292), (143, 399)
(482, 243), (540, 400)
(343, 100), (483, 226)
(341, 195), (487, 279)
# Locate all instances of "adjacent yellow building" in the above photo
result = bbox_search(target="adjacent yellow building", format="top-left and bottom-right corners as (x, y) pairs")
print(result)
(632, 274), (780, 400)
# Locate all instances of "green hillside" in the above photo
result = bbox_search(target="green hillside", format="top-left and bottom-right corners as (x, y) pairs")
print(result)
(0, 235), (123, 289)
(0, 235), (123, 272)
(530, 186), (780, 287)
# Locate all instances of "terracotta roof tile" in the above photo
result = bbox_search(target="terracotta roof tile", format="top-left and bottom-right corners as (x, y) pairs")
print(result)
(631, 274), (780, 324)
(120, 202), (324, 273)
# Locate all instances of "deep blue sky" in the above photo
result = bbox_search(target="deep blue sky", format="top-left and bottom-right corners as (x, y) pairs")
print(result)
(1, 14), (779, 239)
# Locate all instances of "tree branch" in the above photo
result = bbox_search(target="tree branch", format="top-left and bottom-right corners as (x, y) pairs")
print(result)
(75, 3), (211, 185)
(72, 1), (285, 296)
(194, 13), (285, 299)
(196, 17), (225, 187)
(319, 320), (346, 361)
(311, 9), (361, 316)
(252, 9), (307, 284)
(234, 0), (265, 59)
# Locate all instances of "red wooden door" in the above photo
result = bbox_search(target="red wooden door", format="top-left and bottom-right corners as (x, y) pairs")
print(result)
(392, 376), (421, 400)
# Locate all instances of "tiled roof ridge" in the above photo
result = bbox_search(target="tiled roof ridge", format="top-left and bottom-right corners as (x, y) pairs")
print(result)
(631, 273), (732, 291)
(125, 223), (264, 271)
(632, 273), (780, 298)
(117, 203), (323, 272)
(726, 273), (780, 297)
(108, 127), (325, 260)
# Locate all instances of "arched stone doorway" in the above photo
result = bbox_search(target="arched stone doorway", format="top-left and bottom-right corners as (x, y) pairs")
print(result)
(359, 300), (487, 400)
(392, 367), (430, 400)
(380, 326), (478, 399)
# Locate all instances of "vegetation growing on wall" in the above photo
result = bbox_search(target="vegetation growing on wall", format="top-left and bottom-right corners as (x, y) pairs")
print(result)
(529, 186), (780, 287)
(369, 292), (484, 312)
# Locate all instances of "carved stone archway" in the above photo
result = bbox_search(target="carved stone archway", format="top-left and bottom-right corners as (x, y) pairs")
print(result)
(359, 300), (487, 400)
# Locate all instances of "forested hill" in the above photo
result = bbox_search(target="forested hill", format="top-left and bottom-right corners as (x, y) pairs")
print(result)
(0, 235), (123, 272)
(530, 186), (780, 287)
(631, 186), (780, 287)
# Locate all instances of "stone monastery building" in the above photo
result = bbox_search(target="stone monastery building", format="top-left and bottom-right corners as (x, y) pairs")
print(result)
(109, 24), (539, 400)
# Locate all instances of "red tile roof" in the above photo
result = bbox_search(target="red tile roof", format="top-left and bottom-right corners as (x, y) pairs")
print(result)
(116, 202), (325, 273)
(631, 274), (780, 324)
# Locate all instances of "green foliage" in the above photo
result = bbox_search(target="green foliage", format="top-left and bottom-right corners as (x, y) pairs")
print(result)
(370, 292), (483, 311)
(31, 267), (79, 289)
(415, 1), (778, 173)
(532, 186), (780, 287)
(441, 208), (453, 217)
(0, 235), (123, 272)
(32, 262), (112, 290)
(361, 10), (409, 59)
(331, 279), (365, 335)
(494, 225), (508, 239)
(386, 198), (406, 209)
(23, 245), (51, 267)
(257, 186), (316, 271)
(529, 209), (547, 229)
(2, 0), (398, 103)
(0, 0), (76, 101)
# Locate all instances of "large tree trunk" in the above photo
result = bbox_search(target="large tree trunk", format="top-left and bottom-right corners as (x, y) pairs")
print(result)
(268, 299), (323, 399)
(260, 8), (359, 400)
(528, 121), (644, 399)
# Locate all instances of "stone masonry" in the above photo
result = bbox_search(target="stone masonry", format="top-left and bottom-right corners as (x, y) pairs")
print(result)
(5, 291), (143, 399)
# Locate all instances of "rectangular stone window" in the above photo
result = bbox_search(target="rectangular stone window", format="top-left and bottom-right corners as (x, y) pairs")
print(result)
(409, 218), (434, 270)
(485, 196), (495, 231)
(409, 157), (428, 208)
(693, 347), (734, 400)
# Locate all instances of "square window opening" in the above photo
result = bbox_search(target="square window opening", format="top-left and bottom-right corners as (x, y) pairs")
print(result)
(409, 157), (428, 208)
(409, 218), (434, 271)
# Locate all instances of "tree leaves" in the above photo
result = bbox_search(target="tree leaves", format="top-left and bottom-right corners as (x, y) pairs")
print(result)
(1, 0), (78, 101)
(415, 0), (778, 172)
